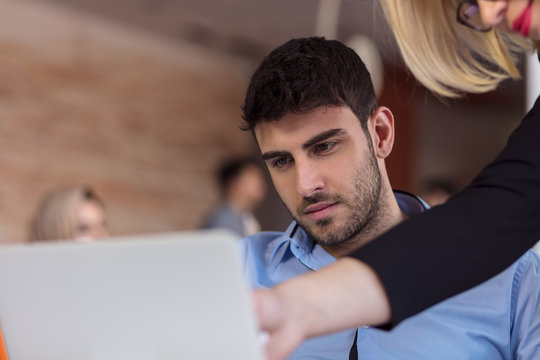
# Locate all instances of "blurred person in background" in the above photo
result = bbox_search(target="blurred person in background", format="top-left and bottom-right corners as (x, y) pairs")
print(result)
(419, 178), (457, 207)
(29, 186), (109, 242)
(202, 158), (267, 238)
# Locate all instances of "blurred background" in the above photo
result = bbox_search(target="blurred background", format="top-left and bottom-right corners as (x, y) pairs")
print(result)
(0, 0), (535, 243)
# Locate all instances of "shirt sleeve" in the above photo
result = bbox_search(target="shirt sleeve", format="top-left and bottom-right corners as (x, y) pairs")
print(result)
(348, 95), (540, 326)
(511, 251), (540, 359)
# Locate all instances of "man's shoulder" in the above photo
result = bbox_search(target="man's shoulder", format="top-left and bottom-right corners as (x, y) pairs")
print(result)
(237, 230), (289, 254)
(238, 221), (298, 249)
(378, 250), (540, 358)
(454, 250), (539, 298)
(237, 223), (295, 268)
(511, 249), (540, 287)
(426, 250), (540, 314)
(518, 248), (540, 264)
(488, 249), (540, 286)
(236, 222), (314, 288)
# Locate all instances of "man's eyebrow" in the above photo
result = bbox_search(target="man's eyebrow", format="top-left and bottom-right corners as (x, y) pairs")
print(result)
(261, 150), (290, 161)
(302, 128), (345, 150)
(261, 128), (345, 161)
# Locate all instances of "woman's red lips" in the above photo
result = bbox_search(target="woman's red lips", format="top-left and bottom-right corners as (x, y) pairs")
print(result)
(512, 0), (533, 37)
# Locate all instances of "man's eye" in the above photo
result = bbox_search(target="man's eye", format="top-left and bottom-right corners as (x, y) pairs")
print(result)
(315, 142), (335, 152)
(273, 157), (289, 168)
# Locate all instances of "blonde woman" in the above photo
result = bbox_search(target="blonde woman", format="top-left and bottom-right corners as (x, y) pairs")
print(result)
(29, 186), (109, 242)
(380, 0), (539, 97)
(255, 2), (540, 359)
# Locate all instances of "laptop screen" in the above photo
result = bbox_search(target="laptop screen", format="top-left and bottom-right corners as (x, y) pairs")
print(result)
(0, 230), (263, 360)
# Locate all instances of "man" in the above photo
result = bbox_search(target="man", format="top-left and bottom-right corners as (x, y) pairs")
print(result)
(238, 37), (540, 359)
(203, 158), (267, 238)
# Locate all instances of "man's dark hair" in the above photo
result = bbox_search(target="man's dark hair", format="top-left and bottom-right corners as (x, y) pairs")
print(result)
(241, 37), (378, 132)
(218, 158), (261, 193)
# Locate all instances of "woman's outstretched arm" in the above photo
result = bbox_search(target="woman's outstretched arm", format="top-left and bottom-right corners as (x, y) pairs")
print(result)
(353, 96), (540, 324)
(254, 258), (390, 360)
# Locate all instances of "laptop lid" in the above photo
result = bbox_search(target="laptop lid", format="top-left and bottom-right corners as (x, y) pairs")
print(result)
(0, 230), (264, 360)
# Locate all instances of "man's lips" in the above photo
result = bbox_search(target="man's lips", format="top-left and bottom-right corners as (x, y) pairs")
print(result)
(303, 202), (338, 221)
(512, 0), (533, 37)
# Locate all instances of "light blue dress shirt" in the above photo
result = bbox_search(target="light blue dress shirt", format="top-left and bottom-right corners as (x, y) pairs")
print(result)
(237, 191), (540, 359)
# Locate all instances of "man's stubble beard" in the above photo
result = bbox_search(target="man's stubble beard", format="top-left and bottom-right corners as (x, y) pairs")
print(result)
(292, 146), (383, 247)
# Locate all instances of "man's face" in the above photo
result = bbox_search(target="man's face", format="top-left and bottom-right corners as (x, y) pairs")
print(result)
(231, 165), (267, 210)
(255, 106), (382, 247)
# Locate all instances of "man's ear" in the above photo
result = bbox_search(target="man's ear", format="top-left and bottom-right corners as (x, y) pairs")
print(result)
(368, 106), (395, 159)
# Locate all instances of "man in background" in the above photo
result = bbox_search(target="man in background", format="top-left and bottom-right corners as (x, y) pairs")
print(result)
(203, 158), (266, 237)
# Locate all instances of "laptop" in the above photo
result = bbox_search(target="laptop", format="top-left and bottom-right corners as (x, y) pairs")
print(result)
(0, 230), (264, 360)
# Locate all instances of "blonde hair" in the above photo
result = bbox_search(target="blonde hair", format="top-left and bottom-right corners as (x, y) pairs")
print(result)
(378, 0), (538, 97)
(29, 186), (104, 242)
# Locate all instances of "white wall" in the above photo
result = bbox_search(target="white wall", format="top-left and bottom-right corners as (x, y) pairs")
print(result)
(527, 53), (540, 110)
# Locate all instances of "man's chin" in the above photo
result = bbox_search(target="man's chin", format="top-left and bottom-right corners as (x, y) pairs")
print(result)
(303, 225), (343, 246)
(315, 218), (332, 229)
(296, 216), (347, 242)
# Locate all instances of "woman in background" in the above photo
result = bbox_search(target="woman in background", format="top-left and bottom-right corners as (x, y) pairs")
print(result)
(29, 186), (109, 242)
(255, 1), (540, 359)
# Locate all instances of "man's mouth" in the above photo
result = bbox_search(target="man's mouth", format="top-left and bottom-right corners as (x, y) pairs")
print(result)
(512, 0), (533, 37)
(303, 202), (338, 221)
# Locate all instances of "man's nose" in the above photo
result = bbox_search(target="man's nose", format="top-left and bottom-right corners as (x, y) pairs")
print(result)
(295, 159), (325, 198)
(477, 0), (507, 27)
